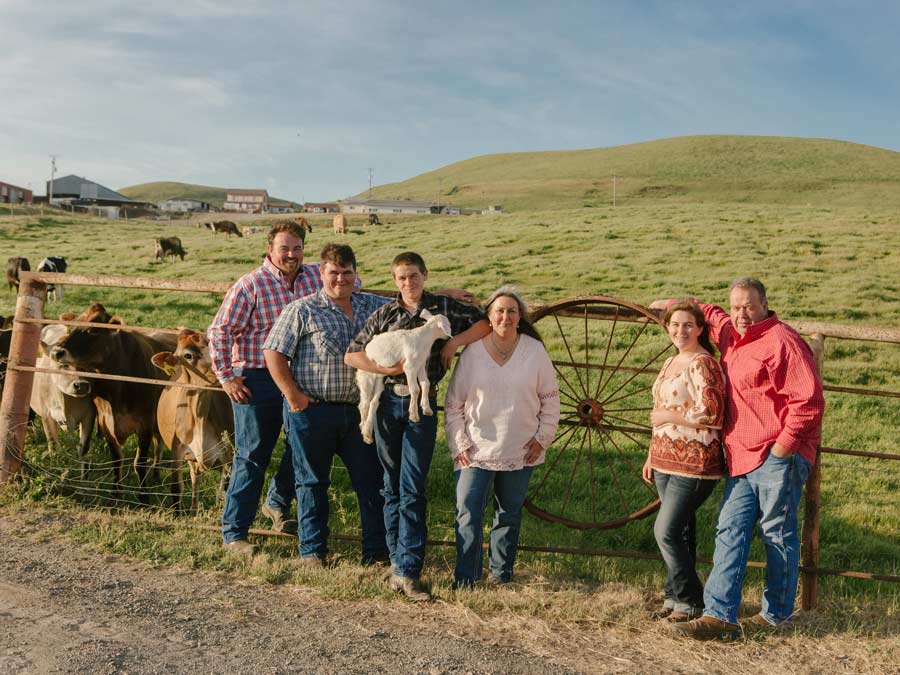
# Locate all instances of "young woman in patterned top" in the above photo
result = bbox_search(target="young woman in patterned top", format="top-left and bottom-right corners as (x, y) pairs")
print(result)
(642, 300), (725, 622)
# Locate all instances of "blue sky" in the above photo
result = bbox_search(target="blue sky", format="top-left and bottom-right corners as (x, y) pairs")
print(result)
(2, 1), (898, 201)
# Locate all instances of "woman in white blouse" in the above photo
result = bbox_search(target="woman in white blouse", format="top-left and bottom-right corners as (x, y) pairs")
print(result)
(444, 286), (560, 588)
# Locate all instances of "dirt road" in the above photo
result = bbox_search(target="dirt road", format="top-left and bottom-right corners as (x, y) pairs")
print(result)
(0, 514), (584, 675)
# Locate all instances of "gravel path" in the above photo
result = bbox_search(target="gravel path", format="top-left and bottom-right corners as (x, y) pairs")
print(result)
(0, 514), (585, 675)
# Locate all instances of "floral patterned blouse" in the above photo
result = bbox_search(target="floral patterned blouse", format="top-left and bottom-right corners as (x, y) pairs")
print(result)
(648, 352), (726, 479)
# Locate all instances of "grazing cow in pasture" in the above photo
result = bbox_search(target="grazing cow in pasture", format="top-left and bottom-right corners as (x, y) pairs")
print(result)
(51, 303), (177, 501)
(37, 256), (68, 302)
(368, 213), (381, 226)
(293, 216), (313, 237)
(155, 236), (187, 262)
(152, 329), (234, 513)
(332, 213), (347, 235)
(206, 220), (242, 238)
(29, 324), (96, 469)
(6, 257), (30, 291)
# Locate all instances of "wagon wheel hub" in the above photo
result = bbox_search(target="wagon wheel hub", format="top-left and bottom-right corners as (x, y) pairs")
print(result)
(578, 399), (604, 425)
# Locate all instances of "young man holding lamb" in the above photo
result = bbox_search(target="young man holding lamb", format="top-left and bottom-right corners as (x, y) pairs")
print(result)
(346, 252), (490, 600)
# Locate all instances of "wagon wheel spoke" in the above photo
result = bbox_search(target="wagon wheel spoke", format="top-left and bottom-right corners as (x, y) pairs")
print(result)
(595, 306), (619, 400)
(553, 312), (588, 399)
(604, 426), (659, 497)
(529, 422), (580, 501)
(595, 320), (650, 400)
(596, 430), (630, 514)
(599, 342), (674, 408)
(560, 426), (590, 519)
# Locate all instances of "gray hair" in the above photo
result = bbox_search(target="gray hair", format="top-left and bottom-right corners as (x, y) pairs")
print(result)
(729, 277), (767, 304)
(484, 284), (543, 343)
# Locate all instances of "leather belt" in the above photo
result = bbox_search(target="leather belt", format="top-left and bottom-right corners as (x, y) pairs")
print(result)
(389, 383), (437, 398)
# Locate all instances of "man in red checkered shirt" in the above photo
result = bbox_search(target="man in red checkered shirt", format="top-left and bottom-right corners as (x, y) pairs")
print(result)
(654, 277), (824, 639)
(210, 221), (332, 555)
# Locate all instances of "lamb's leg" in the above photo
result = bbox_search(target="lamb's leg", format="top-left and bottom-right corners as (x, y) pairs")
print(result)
(362, 377), (385, 444)
(404, 365), (421, 422)
(419, 373), (433, 417)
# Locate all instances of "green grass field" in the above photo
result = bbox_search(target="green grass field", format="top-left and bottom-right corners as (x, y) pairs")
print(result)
(1, 196), (898, 613)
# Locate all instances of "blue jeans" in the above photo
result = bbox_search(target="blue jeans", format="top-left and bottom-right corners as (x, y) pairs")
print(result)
(653, 471), (718, 613)
(454, 466), (534, 586)
(284, 401), (387, 560)
(221, 369), (296, 543)
(373, 390), (438, 579)
(703, 452), (812, 624)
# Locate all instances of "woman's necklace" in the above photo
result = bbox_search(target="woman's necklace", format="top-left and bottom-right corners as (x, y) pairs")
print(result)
(490, 333), (519, 361)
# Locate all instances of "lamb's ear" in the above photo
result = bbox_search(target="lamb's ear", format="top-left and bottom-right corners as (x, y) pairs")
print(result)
(419, 309), (433, 320)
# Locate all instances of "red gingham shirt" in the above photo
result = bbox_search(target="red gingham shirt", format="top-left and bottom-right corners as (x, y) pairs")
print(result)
(208, 258), (327, 383)
(702, 304), (825, 477)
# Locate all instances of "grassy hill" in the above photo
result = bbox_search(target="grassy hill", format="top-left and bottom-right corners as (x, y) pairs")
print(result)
(363, 135), (900, 211)
(118, 181), (299, 209)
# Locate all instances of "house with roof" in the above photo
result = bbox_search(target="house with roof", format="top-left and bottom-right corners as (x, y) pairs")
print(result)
(158, 198), (211, 212)
(266, 200), (295, 214)
(224, 188), (268, 213)
(342, 198), (443, 215)
(303, 202), (340, 213)
(0, 181), (33, 204)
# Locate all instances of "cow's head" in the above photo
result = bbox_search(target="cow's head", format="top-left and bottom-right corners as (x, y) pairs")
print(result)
(151, 329), (213, 383)
(40, 324), (92, 397)
(52, 303), (124, 368)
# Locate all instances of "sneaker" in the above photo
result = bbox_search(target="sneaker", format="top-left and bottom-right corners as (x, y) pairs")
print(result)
(670, 615), (741, 640)
(260, 503), (298, 535)
(388, 573), (431, 602)
(223, 539), (256, 557)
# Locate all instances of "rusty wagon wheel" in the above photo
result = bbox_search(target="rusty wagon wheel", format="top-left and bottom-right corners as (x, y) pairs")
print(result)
(524, 295), (674, 529)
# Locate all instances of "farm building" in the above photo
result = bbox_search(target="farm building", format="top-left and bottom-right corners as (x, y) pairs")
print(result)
(342, 198), (443, 215)
(266, 200), (295, 214)
(0, 181), (33, 204)
(303, 202), (340, 213)
(157, 198), (211, 212)
(46, 175), (141, 206)
(224, 188), (268, 213)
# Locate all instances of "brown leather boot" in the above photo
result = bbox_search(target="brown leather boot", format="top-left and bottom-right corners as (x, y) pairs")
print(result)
(670, 615), (740, 640)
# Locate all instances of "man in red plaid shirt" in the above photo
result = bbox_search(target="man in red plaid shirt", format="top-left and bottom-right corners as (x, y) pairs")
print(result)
(654, 277), (824, 639)
(210, 221), (337, 555)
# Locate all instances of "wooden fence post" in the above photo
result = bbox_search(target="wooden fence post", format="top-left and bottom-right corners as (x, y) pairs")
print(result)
(0, 275), (46, 485)
(801, 332), (825, 610)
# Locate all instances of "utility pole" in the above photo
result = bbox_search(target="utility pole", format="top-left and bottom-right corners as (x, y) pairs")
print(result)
(49, 155), (58, 204)
(367, 168), (374, 199)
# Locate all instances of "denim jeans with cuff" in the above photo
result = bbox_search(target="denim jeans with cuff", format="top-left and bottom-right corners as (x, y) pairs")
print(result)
(454, 465), (534, 586)
(653, 470), (718, 614)
(702, 451), (811, 625)
(373, 390), (438, 579)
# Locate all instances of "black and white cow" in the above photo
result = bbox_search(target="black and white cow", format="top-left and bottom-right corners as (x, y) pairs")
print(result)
(37, 256), (68, 302)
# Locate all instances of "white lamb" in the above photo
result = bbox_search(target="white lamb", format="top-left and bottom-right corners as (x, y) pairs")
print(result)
(356, 309), (452, 444)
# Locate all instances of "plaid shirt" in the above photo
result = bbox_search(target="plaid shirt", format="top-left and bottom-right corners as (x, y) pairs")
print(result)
(208, 257), (360, 383)
(347, 290), (486, 389)
(263, 290), (390, 403)
(702, 304), (825, 477)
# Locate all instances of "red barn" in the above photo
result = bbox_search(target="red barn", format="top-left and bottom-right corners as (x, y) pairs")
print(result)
(0, 181), (33, 204)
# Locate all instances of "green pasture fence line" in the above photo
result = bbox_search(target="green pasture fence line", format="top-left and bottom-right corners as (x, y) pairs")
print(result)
(2, 271), (900, 611)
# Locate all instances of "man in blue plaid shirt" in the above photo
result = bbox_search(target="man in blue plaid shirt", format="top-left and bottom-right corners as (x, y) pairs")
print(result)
(263, 243), (390, 566)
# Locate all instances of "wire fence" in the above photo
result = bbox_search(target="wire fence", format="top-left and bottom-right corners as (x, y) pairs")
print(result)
(2, 272), (899, 605)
